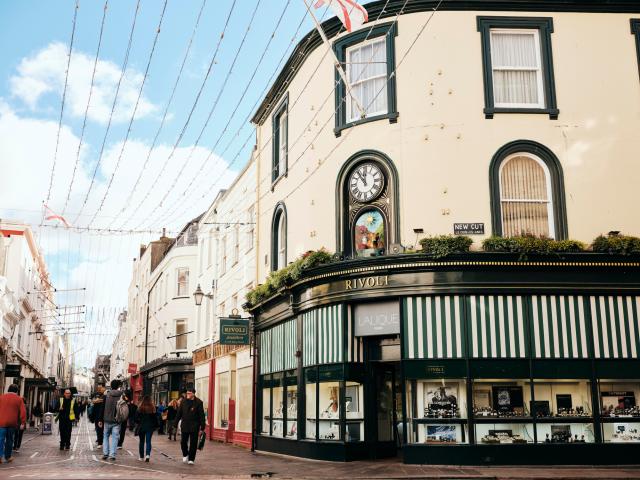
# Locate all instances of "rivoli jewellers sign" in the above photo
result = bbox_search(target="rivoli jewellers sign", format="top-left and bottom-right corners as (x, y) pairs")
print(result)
(354, 300), (400, 337)
(345, 275), (389, 290)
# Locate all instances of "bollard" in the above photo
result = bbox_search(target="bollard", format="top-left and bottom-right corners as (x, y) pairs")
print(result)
(42, 412), (53, 435)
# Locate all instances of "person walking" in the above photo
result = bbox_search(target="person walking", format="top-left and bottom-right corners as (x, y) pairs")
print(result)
(166, 399), (179, 441)
(0, 384), (26, 464)
(90, 386), (106, 450)
(174, 385), (205, 465)
(56, 389), (78, 451)
(13, 397), (27, 453)
(117, 390), (133, 449)
(156, 400), (167, 435)
(102, 380), (128, 461)
(134, 396), (158, 462)
(32, 402), (43, 429)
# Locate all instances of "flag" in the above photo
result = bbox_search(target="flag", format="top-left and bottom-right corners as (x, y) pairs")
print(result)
(314, 0), (368, 32)
(44, 204), (71, 228)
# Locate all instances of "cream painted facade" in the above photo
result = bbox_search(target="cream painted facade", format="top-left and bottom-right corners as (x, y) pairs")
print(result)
(254, 9), (640, 282)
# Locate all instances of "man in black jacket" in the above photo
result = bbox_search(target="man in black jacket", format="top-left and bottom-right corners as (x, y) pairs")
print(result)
(91, 386), (106, 449)
(174, 385), (206, 465)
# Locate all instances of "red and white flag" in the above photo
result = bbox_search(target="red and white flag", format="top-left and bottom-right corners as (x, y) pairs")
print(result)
(314, 0), (368, 32)
(44, 204), (71, 228)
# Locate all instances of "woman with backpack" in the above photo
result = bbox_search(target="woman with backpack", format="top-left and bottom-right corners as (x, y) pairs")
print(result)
(134, 396), (158, 462)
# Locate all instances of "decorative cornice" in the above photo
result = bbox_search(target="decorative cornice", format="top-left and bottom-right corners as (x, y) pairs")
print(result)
(251, 0), (640, 125)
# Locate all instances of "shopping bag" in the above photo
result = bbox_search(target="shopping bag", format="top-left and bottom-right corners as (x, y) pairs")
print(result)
(197, 430), (206, 450)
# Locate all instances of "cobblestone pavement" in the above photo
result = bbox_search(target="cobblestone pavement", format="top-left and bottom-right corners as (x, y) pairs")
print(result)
(1, 417), (640, 479)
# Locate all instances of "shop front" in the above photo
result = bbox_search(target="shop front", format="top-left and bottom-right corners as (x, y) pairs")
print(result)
(140, 357), (194, 405)
(250, 253), (640, 464)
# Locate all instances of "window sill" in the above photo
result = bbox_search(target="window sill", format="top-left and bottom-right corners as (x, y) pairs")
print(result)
(271, 172), (287, 192)
(172, 296), (190, 300)
(484, 107), (559, 120)
(334, 111), (399, 137)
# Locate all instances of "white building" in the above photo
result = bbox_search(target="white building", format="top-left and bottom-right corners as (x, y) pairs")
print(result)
(109, 311), (128, 382)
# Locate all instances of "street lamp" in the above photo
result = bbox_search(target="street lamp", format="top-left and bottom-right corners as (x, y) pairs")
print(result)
(193, 280), (215, 306)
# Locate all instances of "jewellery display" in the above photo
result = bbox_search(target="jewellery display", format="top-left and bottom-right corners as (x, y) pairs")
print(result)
(610, 425), (640, 442)
(480, 431), (527, 444)
(473, 407), (528, 418)
(424, 405), (460, 419)
(601, 406), (640, 418)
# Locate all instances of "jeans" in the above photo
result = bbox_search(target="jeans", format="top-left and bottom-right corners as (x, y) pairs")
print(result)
(138, 430), (153, 458)
(0, 427), (15, 460)
(102, 422), (120, 458)
(180, 431), (198, 462)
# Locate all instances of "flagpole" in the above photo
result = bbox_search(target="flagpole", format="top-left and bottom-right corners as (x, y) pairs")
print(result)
(302, 0), (367, 119)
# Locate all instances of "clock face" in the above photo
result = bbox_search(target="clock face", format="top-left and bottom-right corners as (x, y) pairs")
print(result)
(349, 163), (385, 203)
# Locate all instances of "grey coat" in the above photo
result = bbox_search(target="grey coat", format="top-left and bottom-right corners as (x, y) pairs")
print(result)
(103, 389), (123, 424)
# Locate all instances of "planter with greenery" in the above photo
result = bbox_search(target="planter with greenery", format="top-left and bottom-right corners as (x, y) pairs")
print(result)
(419, 235), (473, 259)
(591, 234), (640, 256)
(482, 235), (585, 258)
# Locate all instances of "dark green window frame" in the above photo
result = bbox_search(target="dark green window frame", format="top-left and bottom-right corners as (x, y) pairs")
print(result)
(632, 20), (640, 81)
(271, 93), (289, 185)
(477, 16), (559, 120)
(488, 140), (568, 240)
(333, 22), (398, 137)
(270, 202), (287, 272)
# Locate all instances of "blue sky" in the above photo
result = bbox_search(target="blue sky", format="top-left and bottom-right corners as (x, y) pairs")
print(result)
(0, 0), (337, 367)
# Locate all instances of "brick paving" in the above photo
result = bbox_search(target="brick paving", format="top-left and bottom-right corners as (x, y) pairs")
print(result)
(0, 417), (639, 479)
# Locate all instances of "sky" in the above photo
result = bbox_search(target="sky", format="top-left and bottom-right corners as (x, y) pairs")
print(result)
(0, 0), (334, 368)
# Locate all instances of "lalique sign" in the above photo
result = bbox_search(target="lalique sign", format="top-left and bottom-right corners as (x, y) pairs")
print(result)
(354, 301), (400, 337)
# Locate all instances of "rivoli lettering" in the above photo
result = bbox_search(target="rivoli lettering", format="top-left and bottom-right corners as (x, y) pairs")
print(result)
(345, 275), (389, 290)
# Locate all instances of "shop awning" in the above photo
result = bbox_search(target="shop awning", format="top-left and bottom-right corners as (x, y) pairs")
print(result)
(261, 318), (298, 374)
(531, 295), (589, 359)
(301, 304), (343, 369)
(591, 295), (640, 359)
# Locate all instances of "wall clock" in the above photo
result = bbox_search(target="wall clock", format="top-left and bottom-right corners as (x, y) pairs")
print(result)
(349, 163), (384, 203)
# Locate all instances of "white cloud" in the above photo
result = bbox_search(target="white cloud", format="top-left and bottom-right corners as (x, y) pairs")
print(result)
(10, 42), (157, 123)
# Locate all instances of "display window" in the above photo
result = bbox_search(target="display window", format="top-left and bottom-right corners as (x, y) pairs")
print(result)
(318, 381), (341, 440)
(406, 379), (468, 444)
(473, 380), (533, 444)
(285, 372), (298, 439)
(599, 380), (640, 443)
(261, 375), (272, 435)
(305, 368), (317, 440)
(216, 372), (231, 429)
(345, 382), (364, 442)
(272, 385), (285, 437)
(236, 367), (252, 433)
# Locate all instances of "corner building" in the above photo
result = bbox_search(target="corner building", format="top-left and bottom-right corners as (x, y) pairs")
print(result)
(247, 0), (640, 464)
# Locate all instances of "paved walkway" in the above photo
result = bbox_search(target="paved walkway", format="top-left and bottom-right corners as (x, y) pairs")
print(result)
(1, 417), (640, 479)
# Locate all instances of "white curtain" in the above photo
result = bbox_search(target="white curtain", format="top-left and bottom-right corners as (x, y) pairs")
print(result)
(347, 38), (388, 121)
(491, 31), (542, 106)
(500, 155), (553, 238)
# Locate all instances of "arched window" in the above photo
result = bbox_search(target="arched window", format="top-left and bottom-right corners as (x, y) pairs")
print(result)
(271, 203), (287, 271)
(490, 141), (567, 239)
(353, 209), (386, 258)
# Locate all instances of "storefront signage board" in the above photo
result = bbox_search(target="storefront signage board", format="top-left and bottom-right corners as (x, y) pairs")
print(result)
(354, 301), (400, 336)
(127, 363), (138, 374)
(5, 363), (21, 377)
(454, 223), (484, 235)
(220, 318), (250, 345)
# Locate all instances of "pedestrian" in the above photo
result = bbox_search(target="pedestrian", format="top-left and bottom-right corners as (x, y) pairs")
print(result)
(134, 396), (158, 462)
(127, 396), (138, 432)
(90, 386), (106, 450)
(102, 380), (128, 461)
(13, 398), (27, 452)
(56, 388), (78, 451)
(32, 401), (43, 429)
(0, 384), (26, 464)
(117, 390), (133, 449)
(174, 385), (205, 465)
(156, 400), (167, 434)
(166, 399), (178, 441)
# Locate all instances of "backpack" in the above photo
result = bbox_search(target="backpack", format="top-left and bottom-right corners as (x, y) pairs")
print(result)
(115, 398), (129, 423)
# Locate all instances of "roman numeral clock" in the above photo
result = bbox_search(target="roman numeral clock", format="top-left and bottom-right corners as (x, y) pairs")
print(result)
(349, 163), (385, 202)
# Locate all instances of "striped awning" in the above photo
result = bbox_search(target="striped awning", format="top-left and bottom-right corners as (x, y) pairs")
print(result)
(531, 295), (589, 359)
(283, 319), (297, 371)
(260, 319), (297, 374)
(591, 296), (640, 359)
(469, 295), (527, 358)
(302, 304), (344, 366)
(260, 328), (272, 374)
(403, 296), (465, 359)
(346, 306), (364, 363)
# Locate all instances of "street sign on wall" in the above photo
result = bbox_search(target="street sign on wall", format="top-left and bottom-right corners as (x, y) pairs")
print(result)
(220, 318), (250, 345)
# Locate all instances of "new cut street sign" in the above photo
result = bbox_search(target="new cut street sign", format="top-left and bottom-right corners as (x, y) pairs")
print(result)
(220, 318), (250, 345)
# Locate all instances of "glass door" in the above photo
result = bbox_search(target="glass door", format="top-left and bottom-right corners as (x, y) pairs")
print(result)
(377, 367), (394, 442)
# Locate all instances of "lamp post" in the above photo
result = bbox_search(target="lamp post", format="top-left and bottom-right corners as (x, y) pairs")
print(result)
(193, 280), (215, 306)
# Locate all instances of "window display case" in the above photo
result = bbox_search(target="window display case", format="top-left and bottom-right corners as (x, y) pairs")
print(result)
(532, 380), (594, 443)
(285, 378), (298, 438)
(599, 380), (640, 443)
(272, 385), (284, 437)
(473, 380), (533, 444)
(305, 368), (317, 440)
(345, 382), (364, 442)
(318, 381), (341, 440)
(406, 379), (468, 444)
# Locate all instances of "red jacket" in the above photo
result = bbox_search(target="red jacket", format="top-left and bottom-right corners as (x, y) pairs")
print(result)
(0, 393), (26, 428)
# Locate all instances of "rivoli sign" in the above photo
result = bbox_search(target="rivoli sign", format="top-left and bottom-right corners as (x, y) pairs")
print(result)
(354, 301), (400, 336)
(220, 318), (250, 345)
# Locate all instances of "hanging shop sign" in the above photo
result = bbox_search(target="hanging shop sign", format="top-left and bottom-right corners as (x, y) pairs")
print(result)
(354, 301), (400, 336)
(220, 318), (250, 345)
(5, 363), (21, 378)
(453, 223), (484, 235)
(127, 363), (138, 374)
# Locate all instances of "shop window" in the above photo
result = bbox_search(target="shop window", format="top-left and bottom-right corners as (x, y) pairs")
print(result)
(285, 372), (298, 439)
(270, 203), (287, 272)
(345, 382), (364, 442)
(353, 209), (385, 258)
(195, 377), (209, 420)
(318, 381), (341, 441)
(333, 23), (398, 135)
(216, 372), (230, 429)
(336, 151), (400, 256)
(473, 380), (533, 444)
(261, 373), (284, 437)
(305, 368), (317, 440)
(272, 383), (285, 437)
(532, 380), (594, 443)
(236, 367), (252, 433)
(271, 94), (288, 183)
(406, 379), (468, 445)
(599, 379), (640, 443)
(489, 140), (567, 240)
(477, 16), (558, 119)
